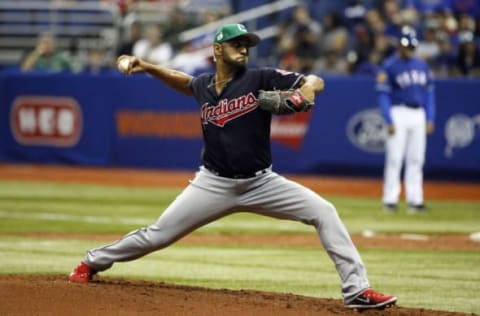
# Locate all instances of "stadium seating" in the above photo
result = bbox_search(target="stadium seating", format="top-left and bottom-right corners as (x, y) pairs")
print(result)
(0, 1), (121, 68)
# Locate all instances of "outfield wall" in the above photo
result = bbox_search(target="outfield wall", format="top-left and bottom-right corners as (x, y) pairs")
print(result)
(0, 71), (479, 180)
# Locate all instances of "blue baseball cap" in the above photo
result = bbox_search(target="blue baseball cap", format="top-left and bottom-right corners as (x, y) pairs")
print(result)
(214, 23), (260, 47)
(399, 26), (418, 48)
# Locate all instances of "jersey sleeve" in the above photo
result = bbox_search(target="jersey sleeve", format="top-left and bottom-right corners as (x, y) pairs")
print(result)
(259, 68), (304, 91)
(426, 68), (436, 122)
(375, 68), (391, 94)
(424, 65), (436, 122)
(376, 68), (393, 124)
(426, 68), (435, 92)
(188, 74), (204, 97)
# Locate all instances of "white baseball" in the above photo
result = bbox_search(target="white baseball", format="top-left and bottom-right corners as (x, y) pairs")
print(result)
(118, 58), (131, 73)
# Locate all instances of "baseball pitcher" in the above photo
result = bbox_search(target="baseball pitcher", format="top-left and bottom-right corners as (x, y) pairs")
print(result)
(70, 23), (396, 311)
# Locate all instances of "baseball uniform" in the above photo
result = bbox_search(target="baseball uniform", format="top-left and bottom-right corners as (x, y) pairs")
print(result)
(377, 29), (436, 211)
(71, 23), (397, 310)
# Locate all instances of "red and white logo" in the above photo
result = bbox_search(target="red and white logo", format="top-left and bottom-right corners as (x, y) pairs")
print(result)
(10, 96), (82, 147)
(271, 112), (312, 150)
(201, 92), (257, 127)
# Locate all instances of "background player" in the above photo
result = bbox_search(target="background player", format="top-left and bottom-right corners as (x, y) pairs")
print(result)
(376, 26), (436, 213)
(69, 23), (397, 310)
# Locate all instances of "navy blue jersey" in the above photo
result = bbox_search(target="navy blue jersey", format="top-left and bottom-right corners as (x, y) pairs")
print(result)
(189, 68), (303, 177)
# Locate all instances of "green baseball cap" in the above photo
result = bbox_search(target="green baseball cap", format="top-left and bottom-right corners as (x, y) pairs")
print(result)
(214, 23), (260, 47)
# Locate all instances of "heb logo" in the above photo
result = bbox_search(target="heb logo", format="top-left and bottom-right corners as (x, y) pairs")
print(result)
(271, 112), (312, 150)
(10, 96), (82, 147)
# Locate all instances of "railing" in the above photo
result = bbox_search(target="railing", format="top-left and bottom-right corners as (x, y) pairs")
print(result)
(178, 0), (299, 44)
(125, 0), (301, 63)
(0, 0), (302, 68)
(123, 0), (231, 25)
(0, 1), (121, 67)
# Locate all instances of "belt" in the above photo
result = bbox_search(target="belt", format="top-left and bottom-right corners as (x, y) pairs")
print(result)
(204, 165), (270, 179)
(395, 103), (421, 109)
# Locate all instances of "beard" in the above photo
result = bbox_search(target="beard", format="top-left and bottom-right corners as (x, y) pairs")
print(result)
(223, 53), (248, 69)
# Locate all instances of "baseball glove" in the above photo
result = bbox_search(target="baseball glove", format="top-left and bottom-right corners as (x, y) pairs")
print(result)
(257, 89), (314, 115)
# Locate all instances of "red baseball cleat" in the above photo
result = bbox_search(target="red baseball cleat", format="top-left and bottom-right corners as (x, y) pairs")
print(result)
(69, 262), (96, 283)
(345, 288), (397, 310)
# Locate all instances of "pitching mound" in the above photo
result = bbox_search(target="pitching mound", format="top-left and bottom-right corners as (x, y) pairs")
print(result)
(0, 275), (470, 316)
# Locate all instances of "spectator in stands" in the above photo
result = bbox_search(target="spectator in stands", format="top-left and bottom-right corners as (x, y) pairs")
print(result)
(352, 29), (396, 75)
(101, 0), (131, 16)
(373, 30), (396, 60)
(162, 7), (199, 51)
(315, 48), (349, 75)
(82, 48), (114, 75)
(276, 6), (322, 72)
(20, 32), (78, 73)
(290, 5), (322, 35)
(293, 23), (321, 73)
(365, 9), (386, 35)
(343, 0), (368, 28)
(379, 0), (404, 38)
(170, 42), (214, 75)
(432, 31), (456, 77)
(186, 9), (221, 53)
(167, 9), (221, 75)
(455, 13), (476, 43)
(117, 20), (142, 56)
(439, 9), (460, 36)
(453, 30), (480, 77)
(347, 23), (378, 75)
(318, 12), (349, 57)
(356, 49), (385, 75)
(133, 24), (173, 66)
(416, 20), (441, 66)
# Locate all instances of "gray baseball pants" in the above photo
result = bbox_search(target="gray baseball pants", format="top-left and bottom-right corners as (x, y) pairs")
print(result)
(83, 166), (370, 301)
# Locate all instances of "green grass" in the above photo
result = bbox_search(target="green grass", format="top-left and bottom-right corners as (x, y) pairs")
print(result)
(0, 180), (479, 314)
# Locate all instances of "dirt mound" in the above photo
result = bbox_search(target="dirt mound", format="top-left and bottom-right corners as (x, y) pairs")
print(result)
(0, 275), (470, 316)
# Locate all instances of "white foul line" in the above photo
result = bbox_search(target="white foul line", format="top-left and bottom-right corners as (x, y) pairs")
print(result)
(0, 210), (151, 225)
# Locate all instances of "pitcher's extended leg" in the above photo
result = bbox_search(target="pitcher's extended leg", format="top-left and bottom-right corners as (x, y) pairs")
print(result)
(84, 170), (237, 272)
(239, 173), (369, 301)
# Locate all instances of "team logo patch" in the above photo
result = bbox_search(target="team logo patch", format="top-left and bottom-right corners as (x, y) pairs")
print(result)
(201, 93), (257, 127)
(10, 96), (82, 147)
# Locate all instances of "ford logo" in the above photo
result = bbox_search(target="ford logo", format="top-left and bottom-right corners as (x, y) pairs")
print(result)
(347, 109), (386, 153)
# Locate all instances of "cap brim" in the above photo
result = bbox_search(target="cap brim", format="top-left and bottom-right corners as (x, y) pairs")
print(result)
(228, 33), (260, 47)
(244, 33), (261, 47)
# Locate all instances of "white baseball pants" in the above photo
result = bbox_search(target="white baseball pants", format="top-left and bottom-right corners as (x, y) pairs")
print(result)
(383, 106), (427, 205)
